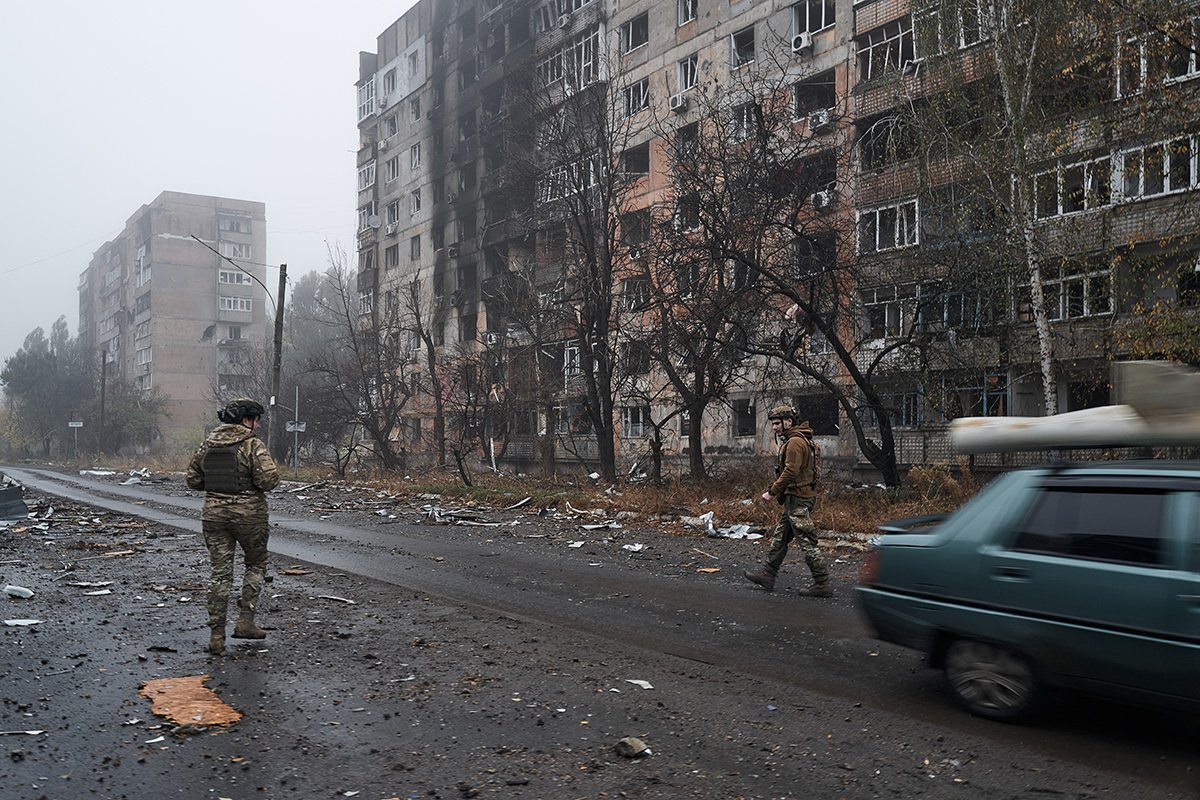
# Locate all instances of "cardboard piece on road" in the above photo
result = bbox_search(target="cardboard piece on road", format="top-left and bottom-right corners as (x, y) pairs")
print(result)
(139, 675), (243, 726)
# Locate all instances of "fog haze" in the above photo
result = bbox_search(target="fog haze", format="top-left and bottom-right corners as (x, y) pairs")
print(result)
(0, 1), (412, 360)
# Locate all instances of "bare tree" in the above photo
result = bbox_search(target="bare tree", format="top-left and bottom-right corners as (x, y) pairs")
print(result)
(502, 42), (657, 482)
(303, 253), (414, 471)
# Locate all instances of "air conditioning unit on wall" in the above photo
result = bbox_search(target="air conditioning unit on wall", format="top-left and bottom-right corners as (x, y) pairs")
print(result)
(669, 93), (688, 112)
(791, 32), (813, 55)
(812, 189), (835, 212)
(808, 108), (833, 133)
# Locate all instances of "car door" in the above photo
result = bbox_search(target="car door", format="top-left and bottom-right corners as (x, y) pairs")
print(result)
(976, 483), (1181, 698)
(1164, 491), (1200, 702)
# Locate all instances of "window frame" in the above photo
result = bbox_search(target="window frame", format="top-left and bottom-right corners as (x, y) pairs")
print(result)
(621, 13), (649, 54)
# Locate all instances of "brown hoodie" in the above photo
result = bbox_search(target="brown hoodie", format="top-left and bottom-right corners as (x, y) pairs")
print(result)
(767, 422), (817, 501)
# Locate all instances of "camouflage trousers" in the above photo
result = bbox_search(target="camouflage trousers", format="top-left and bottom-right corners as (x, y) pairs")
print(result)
(763, 496), (828, 582)
(202, 517), (269, 629)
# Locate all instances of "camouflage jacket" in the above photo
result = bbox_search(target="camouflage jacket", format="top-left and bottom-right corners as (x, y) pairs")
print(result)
(186, 423), (280, 522)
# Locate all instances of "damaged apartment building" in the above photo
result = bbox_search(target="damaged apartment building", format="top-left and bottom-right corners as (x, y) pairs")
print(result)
(78, 191), (268, 450)
(355, 0), (1200, 478)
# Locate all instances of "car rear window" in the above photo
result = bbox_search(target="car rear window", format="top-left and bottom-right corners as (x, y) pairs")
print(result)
(1010, 488), (1165, 567)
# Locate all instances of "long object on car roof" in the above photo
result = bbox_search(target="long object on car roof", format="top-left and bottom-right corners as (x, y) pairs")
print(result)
(950, 361), (1200, 454)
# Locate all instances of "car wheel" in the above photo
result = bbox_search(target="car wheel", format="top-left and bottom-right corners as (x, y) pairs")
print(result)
(943, 638), (1038, 721)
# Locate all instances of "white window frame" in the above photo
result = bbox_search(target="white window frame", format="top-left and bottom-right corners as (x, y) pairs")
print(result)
(862, 284), (917, 339)
(359, 288), (375, 316)
(620, 277), (650, 310)
(621, 406), (652, 438)
(219, 296), (254, 313)
(219, 269), (252, 286)
(677, 54), (697, 93)
(385, 156), (400, 183)
(356, 79), (376, 121)
(536, 25), (601, 89)
(410, 188), (423, 216)
(219, 241), (252, 260)
(732, 102), (758, 142)
(623, 78), (649, 117)
(857, 199), (919, 253)
(357, 201), (377, 232)
(793, 0), (836, 36)
(621, 13), (649, 54)
(858, 17), (915, 81)
(1043, 262), (1113, 321)
(730, 26), (756, 68)
(1164, 18), (1200, 83)
(563, 339), (582, 379)
(358, 161), (376, 191)
(136, 346), (152, 366)
(410, 142), (422, 170)
(1032, 156), (1113, 219)
(677, 0), (696, 27)
(1115, 134), (1199, 201)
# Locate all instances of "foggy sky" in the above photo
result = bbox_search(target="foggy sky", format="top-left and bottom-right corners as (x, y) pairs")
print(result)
(0, 0), (412, 361)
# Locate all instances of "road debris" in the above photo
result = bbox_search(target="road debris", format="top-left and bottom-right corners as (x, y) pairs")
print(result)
(318, 595), (357, 605)
(614, 736), (651, 758)
(625, 679), (654, 690)
(0, 484), (29, 520)
(621, 543), (647, 552)
(3, 584), (34, 598)
(3, 619), (42, 626)
(139, 675), (243, 726)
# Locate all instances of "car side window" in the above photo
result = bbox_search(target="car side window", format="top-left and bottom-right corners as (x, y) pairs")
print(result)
(1010, 488), (1166, 567)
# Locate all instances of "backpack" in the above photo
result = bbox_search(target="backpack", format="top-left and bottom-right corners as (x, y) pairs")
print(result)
(801, 432), (821, 486)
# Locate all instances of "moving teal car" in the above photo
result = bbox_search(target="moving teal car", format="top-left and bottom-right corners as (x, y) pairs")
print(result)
(856, 462), (1200, 720)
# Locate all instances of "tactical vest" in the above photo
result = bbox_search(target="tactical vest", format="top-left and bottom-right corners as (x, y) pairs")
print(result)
(202, 443), (248, 494)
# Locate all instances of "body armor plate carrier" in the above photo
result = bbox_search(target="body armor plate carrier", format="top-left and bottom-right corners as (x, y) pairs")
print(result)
(202, 444), (248, 494)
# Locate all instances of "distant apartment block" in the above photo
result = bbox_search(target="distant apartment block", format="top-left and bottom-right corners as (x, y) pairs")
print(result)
(77, 191), (268, 449)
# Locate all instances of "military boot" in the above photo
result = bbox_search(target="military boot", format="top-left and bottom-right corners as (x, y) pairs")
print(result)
(797, 580), (832, 598)
(743, 565), (777, 592)
(232, 614), (267, 639)
(208, 628), (226, 654)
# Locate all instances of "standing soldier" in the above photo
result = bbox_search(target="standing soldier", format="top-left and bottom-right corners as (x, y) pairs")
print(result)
(743, 404), (831, 597)
(187, 398), (280, 654)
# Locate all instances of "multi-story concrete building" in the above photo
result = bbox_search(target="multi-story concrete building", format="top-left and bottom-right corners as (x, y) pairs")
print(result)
(78, 191), (268, 450)
(356, 0), (1200, 478)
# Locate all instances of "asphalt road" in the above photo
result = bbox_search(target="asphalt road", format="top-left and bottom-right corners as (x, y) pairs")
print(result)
(2, 466), (1196, 800)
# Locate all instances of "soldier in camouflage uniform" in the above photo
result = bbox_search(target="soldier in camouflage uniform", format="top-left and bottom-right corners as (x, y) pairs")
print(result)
(743, 404), (831, 597)
(186, 398), (280, 654)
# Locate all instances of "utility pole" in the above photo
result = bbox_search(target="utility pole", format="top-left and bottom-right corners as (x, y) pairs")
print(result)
(98, 350), (108, 457)
(268, 263), (287, 457)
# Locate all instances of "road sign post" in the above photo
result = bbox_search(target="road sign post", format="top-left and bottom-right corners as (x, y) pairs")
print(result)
(68, 421), (83, 461)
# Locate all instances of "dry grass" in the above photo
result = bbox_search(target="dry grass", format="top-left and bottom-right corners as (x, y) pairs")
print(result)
(66, 454), (980, 536)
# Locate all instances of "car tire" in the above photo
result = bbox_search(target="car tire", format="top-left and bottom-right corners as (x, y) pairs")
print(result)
(943, 638), (1038, 721)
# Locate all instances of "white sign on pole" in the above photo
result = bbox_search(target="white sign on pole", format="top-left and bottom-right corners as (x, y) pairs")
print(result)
(68, 421), (84, 428)
(285, 421), (307, 433)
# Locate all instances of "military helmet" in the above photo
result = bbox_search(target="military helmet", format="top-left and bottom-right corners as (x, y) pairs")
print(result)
(766, 403), (797, 422)
(218, 397), (266, 424)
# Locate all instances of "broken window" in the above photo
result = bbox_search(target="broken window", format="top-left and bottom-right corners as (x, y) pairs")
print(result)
(793, 0), (835, 35)
(793, 70), (837, 117)
(858, 199), (918, 253)
(623, 142), (650, 175)
(621, 13), (649, 53)
(730, 26), (756, 67)
(623, 78), (650, 117)
(732, 399), (756, 437)
(857, 17), (914, 81)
